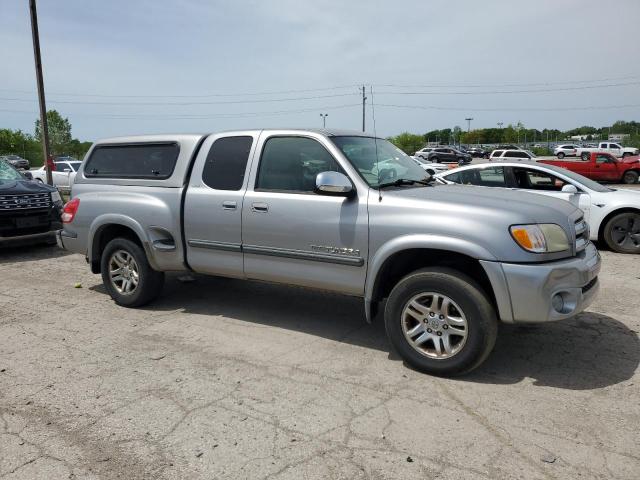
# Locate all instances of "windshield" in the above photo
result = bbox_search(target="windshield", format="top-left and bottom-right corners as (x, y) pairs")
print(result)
(331, 136), (428, 187)
(0, 161), (25, 183)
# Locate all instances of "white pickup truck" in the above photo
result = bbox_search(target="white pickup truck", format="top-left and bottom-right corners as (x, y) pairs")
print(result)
(576, 142), (638, 160)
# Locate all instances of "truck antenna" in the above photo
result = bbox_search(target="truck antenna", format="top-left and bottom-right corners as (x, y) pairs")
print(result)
(370, 85), (382, 202)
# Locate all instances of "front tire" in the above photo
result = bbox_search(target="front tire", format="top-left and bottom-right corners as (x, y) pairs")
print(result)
(622, 152), (631, 158)
(622, 170), (639, 184)
(100, 237), (165, 307)
(384, 267), (498, 376)
(603, 212), (640, 254)
(557, 152), (565, 159)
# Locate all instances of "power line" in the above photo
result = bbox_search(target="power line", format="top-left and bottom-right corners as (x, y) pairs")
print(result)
(372, 73), (640, 89)
(375, 103), (640, 112)
(0, 103), (361, 119)
(0, 84), (361, 99)
(372, 81), (640, 96)
(0, 92), (359, 106)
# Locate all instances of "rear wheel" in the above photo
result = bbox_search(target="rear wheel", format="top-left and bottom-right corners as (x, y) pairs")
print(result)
(603, 212), (640, 254)
(581, 152), (590, 161)
(100, 237), (165, 307)
(622, 170), (639, 184)
(384, 267), (498, 376)
(557, 152), (565, 159)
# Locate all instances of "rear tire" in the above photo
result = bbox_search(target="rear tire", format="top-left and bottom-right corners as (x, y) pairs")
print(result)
(581, 152), (590, 161)
(622, 170), (639, 184)
(603, 212), (640, 254)
(384, 267), (498, 376)
(557, 152), (565, 159)
(100, 237), (164, 307)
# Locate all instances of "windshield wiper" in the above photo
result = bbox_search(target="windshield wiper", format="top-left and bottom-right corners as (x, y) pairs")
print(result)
(378, 178), (432, 189)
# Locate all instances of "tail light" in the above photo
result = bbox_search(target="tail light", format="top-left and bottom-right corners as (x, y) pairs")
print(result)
(61, 197), (80, 223)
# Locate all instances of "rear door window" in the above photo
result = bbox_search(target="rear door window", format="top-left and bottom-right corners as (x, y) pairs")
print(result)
(202, 136), (253, 191)
(85, 143), (179, 179)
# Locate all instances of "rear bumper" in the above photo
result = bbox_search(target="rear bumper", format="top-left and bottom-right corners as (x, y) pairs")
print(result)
(481, 242), (601, 324)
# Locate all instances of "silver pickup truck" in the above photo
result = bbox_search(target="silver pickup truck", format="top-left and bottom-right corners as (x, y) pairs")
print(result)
(57, 129), (601, 376)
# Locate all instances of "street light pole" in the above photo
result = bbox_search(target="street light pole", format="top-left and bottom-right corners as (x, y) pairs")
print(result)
(29, 0), (52, 185)
(360, 85), (367, 132)
(319, 113), (328, 128)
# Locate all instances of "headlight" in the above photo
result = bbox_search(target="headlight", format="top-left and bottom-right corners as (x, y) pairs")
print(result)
(510, 224), (569, 253)
(51, 191), (62, 203)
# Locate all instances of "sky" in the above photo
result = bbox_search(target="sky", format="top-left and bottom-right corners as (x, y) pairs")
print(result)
(1, 0), (639, 141)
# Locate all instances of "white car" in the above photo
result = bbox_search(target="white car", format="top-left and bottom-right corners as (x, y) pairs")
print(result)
(435, 161), (640, 254)
(553, 144), (579, 159)
(31, 159), (82, 190)
(489, 149), (537, 161)
(411, 156), (450, 176)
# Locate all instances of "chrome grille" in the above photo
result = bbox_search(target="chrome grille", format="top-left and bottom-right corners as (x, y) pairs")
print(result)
(0, 192), (51, 211)
(575, 217), (589, 253)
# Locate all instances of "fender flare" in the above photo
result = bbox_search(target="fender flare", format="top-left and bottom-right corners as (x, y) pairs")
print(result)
(364, 234), (498, 322)
(88, 214), (152, 266)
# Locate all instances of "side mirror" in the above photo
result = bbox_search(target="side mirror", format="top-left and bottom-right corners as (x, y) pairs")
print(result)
(22, 171), (33, 180)
(561, 184), (578, 194)
(63, 168), (71, 173)
(315, 171), (354, 197)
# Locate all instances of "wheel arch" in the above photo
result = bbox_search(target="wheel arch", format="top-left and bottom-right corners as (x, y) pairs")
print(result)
(597, 207), (640, 243)
(364, 236), (504, 322)
(88, 215), (149, 274)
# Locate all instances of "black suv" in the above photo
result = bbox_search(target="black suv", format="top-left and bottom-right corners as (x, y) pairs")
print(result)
(426, 147), (472, 164)
(0, 160), (63, 246)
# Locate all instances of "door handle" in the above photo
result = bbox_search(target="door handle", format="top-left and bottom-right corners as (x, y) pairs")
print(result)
(222, 200), (237, 210)
(252, 202), (269, 212)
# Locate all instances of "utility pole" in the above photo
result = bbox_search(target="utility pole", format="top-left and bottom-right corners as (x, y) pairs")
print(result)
(360, 85), (367, 132)
(319, 113), (328, 128)
(29, 0), (52, 185)
(465, 117), (473, 133)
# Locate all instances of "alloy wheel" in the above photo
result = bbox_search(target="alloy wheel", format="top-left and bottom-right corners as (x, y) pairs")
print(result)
(108, 249), (140, 295)
(402, 292), (469, 359)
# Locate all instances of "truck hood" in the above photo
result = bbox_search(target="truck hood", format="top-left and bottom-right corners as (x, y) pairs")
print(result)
(371, 183), (582, 263)
(0, 179), (56, 194)
(621, 155), (640, 164)
(394, 183), (578, 221)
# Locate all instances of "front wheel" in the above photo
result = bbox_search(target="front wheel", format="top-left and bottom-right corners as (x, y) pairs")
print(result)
(384, 267), (498, 376)
(557, 152), (565, 159)
(622, 152), (631, 158)
(603, 212), (640, 254)
(622, 170), (639, 184)
(101, 237), (165, 307)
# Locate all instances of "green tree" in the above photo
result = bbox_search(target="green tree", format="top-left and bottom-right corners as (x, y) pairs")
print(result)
(35, 110), (72, 155)
(388, 132), (425, 154)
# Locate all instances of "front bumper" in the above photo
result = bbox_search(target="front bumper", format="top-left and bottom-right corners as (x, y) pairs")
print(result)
(0, 230), (56, 246)
(480, 242), (601, 323)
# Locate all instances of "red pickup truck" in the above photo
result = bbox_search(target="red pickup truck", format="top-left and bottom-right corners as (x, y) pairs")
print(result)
(539, 152), (640, 184)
